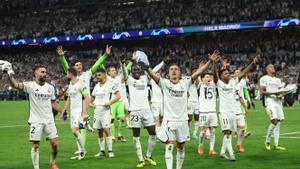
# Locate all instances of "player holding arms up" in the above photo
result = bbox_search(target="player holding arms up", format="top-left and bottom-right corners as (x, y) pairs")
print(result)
(197, 73), (218, 155)
(63, 68), (90, 160)
(56, 45), (112, 148)
(91, 68), (121, 158)
(120, 54), (157, 168)
(5, 64), (64, 169)
(212, 55), (259, 161)
(146, 51), (220, 169)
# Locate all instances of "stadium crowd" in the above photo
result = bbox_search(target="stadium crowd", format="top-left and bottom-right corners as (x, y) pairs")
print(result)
(0, 0), (299, 40)
(1, 28), (299, 101)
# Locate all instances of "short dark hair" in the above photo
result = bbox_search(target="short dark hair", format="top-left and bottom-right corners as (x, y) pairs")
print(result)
(201, 72), (212, 78)
(96, 68), (106, 74)
(68, 67), (77, 76)
(167, 63), (180, 70)
(219, 68), (229, 77)
(33, 64), (47, 72)
(71, 59), (81, 66)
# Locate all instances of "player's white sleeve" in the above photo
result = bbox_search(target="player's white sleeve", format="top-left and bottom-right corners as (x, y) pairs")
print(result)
(85, 69), (93, 79)
(259, 76), (266, 87)
(184, 76), (192, 88)
(22, 81), (31, 93)
(50, 85), (56, 100)
(158, 77), (166, 88)
(111, 83), (119, 94)
(92, 86), (96, 97)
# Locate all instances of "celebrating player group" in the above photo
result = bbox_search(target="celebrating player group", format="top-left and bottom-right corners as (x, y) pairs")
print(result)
(0, 44), (293, 169)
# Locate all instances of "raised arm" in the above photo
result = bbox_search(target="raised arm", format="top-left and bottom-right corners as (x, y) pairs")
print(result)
(56, 46), (70, 74)
(191, 50), (220, 81)
(239, 55), (260, 81)
(146, 68), (160, 84)
(8, 74), (24, 91)
(90, 45), (112, 73)
(212, 61), (219, 83)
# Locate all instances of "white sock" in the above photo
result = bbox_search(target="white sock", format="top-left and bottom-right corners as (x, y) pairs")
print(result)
(146, 135), (156, 158)
(274, 122), (280, 146)
(193, 121), (200, 135)
(176, 148), (185, 169)
(199, 130), (205, 146)
(76, 132), (85, 152)
(225, 135), (234, 156)
(133, 137), (144, 162)
(165, 144), (174, 169)
(220, 135), (227, 154)
(31, 148), (39, 169)
(106, 136), (113, 152)
(209, 132), (216, 151)
(98, 138), (105, 152)
(237, 129), (245, 145)
(266, 123), (276, 144)
(205, 128), (211, 138)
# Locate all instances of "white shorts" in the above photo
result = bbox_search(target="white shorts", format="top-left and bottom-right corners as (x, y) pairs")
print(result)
(266, 104), (284, 121)
(158, 120), (190, 143)
(219, 112), (237, 132)
(129, 109), (155, 128)
(93, 111), (111, 129)
(236, 114), (246, 127)
(151, 103), (163, 117)
(187, 101), (199, 115)
(29, 123), (58, 141)
(70, 113), (81, 129)
(199, 112), (218, 128)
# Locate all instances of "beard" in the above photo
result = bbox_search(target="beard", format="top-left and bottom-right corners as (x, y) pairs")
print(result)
(39, 76), (46, 83)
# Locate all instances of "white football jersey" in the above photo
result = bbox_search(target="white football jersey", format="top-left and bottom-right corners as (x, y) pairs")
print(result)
(259, 75), (282, 106)
(150, 79), (162, 104)
(233, 84), (243, 114)
(23, 81), (56, 123)
(188, 83), (198, 103)
(92, 80), (118, 106)
(68, 80), (88, 115)
(126, 75), (150, 111)
(217, 79), (239, 113)
(159, 77), (192, 121)
(238, 78), (247, 101)
(198, 82), (217, 112)
(107, 75), (127, 101)
(78, 70), (92, 94)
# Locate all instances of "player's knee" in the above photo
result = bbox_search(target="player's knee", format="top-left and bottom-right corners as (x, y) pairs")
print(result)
(132, 128), (140, 137)
(32, 142), (40, 150)
(271, 119), (278, 125)
(176, 142), (185, 150)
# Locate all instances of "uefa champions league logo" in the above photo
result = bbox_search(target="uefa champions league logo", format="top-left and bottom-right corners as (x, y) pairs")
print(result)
(277, 19), (300, 27)
(11, 39), (26, 45)
(112, 32), (131, 39)
(150, 29), (171, 36)
(43, 37), (59, 43)
(77, 34), (94, 41)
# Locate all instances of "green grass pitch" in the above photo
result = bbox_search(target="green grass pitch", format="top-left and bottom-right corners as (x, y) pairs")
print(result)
(0, 101), (300, 169)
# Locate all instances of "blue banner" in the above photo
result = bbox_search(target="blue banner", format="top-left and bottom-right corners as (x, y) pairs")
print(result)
(1, 18), (299, 47)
